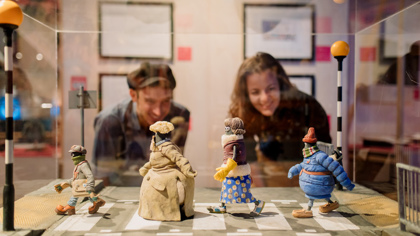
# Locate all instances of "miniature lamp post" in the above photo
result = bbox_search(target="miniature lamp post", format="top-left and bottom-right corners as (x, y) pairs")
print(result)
(330, 41), (349, 190)
(0, 0), (23, 231)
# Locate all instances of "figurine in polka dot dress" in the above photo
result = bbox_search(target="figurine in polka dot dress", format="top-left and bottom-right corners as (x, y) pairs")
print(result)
(207, 117), (265, 216)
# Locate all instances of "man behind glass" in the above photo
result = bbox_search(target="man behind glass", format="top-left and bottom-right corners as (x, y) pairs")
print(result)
(92, 62), (190, 186)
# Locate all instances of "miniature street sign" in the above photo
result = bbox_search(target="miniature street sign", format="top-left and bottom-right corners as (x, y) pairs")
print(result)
(68, 86), (97, 146)
(68, 89), (97, 109)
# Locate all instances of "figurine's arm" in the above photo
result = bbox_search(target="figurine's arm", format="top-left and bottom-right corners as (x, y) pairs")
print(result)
(232, 145), (237, 161)
(315, 154), (355, 191)
(165, 145), (197, 178)
(139, 162), (151, 176)
(80, 163), (95, 193)
(214, 145), (238, 182)
(65, 176), (73, 187)
(288, 163), (303, 179)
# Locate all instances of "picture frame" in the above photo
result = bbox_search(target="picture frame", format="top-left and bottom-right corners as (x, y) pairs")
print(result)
(98, 74), (131, 111)
(99, 2), (173, 60)
(244, 4), (315, 61)
(379, 16), (420, 64)
(289, 75), (315, 97)
(379, 37), (399, 64)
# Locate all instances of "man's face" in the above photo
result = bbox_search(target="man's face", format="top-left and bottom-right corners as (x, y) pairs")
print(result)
(130, 86), (172, 127)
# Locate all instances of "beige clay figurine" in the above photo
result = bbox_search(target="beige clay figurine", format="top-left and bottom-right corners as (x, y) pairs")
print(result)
(138, 121), (197, 221)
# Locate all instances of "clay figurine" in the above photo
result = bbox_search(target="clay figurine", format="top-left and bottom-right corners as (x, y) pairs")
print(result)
(54, 145), (106, 215)
(288, 127), (355, 218)
(138, 121), (197, 221)
(208, 117), (265, 216)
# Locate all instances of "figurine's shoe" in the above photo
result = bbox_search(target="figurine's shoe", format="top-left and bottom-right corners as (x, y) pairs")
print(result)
(89, 198), (106, 214)
(292, 209), (313, 218)
(55, 204), (75, 215)
(319, 201), (339, 213)
(207, 205), (226, 213)
(250, 200), (265, 216)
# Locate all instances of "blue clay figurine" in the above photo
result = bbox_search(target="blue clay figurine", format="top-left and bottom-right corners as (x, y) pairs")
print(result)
(288, 127), (355, 218)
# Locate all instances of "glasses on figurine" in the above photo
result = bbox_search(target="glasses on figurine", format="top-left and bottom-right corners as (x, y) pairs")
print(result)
(225, 127), (231, 132)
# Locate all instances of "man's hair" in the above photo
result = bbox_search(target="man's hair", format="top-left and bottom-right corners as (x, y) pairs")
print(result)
(127, 62), (176, 90)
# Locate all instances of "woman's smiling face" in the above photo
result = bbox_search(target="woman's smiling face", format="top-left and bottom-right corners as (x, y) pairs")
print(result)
(246, 69), (280, 117)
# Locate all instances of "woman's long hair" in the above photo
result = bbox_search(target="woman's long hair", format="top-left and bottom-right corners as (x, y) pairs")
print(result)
(228, 52), (292, 136)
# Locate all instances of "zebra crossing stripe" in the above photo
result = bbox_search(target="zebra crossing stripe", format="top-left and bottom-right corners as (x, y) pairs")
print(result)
(271, 200), (298, 204)
(300, 203), (359, 231)
(156, 233), (193, 236)
(247, 203), (292, 230)
(124, 208), (161, 230)
(54, 201), (360, 233)
(54, 203), (114, 231)
(296, 233), (331, 236)
(227, 233), (262, 236)
(193, 203), (226, 230)
(84, 233), (121, 236)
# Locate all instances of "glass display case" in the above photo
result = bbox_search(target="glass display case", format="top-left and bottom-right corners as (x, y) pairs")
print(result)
(0, 0), (59, 187)
(1, 0), (420, 199)
(351, 1), (420, 198)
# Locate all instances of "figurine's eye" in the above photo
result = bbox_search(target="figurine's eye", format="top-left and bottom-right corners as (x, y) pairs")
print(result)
(225, 127), (231, 132)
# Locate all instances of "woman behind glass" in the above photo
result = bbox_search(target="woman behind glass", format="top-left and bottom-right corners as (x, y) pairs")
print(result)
(228, 52), (331, 187)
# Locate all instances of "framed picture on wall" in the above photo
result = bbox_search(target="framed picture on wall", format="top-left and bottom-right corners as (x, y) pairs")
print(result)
(98, 74), (131, 111)
(289, 75), (315, 97)
(99, 2), (173, 60)
(244, 4), (315, 61)
(379, 14), (420, 63)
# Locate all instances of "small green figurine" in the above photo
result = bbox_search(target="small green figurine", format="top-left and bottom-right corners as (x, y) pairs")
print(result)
(54, 145), (106, 215)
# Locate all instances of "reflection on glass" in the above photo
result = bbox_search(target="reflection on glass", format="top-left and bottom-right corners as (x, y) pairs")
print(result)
(92, 62), (190, 186)
(228, 52), (331, 187)
(352, 2), (420, 199)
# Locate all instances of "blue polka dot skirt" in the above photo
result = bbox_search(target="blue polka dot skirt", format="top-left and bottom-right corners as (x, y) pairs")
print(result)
(220, 175), (256, 204)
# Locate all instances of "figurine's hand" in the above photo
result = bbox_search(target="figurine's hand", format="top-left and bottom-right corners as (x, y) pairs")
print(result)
(181, 164), (197, 178)
(213, 159), (237, 182)
(139, 167), (149, 177)
(185, 170), (198, 178)
(54, 184), (63, 193)
(346, 183), (355, 191)
(287, 172), (293, 179)
(213, 169), (227, 182)
(55, 182), (70, 193)
(331, 149), (343, 161)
